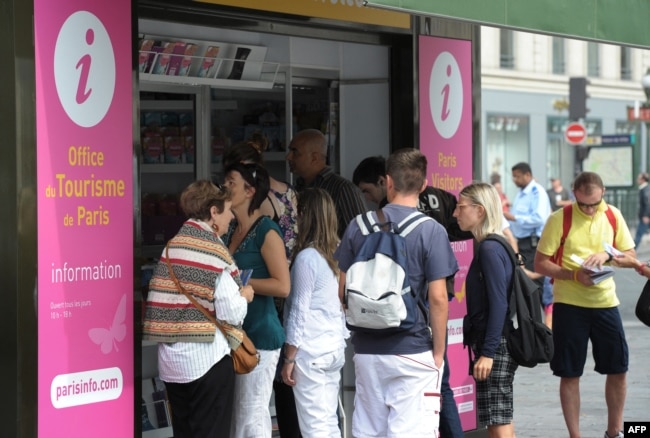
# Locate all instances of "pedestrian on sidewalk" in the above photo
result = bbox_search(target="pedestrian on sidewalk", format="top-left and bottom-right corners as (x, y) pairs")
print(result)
(534, 171), (635, 438)
(454, 182), (518, 438)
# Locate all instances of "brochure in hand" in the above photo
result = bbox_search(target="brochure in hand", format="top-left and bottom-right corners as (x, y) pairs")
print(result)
(239, 269), (253, 286)
(570, 253), (614, 284)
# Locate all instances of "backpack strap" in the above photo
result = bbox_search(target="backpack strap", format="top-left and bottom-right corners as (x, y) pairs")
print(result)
(604, 205), (617, 247)
(357, 211), (382, 235)
(397, 211), (431, 237)
(357, 209), (430, 236)
(549, 204), (573, 267)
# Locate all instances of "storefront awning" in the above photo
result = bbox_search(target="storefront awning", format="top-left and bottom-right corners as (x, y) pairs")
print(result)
(365, 0), (650, 48)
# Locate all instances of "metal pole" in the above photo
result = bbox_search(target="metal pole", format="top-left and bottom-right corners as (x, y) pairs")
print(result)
(643, 120), (648, 173)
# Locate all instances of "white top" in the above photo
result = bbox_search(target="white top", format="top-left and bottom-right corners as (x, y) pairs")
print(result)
(158, 262), (248, 383)
(284, 248), (348, 357)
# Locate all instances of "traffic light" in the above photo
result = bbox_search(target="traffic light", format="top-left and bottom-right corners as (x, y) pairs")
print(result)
(569, 77), (588, 121)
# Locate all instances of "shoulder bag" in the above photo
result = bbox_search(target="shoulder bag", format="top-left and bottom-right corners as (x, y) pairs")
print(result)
(165, 244), (260, 374)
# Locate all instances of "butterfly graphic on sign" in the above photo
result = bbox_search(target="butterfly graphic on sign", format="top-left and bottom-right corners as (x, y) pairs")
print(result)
(88, 294), (127, 354)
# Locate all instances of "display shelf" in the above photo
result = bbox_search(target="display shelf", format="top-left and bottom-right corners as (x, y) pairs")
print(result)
(141, 164), (194, 174)
(140, 51), (280, 90)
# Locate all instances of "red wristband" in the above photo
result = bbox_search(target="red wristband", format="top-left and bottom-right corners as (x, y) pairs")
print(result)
(636, 261), (645, 275)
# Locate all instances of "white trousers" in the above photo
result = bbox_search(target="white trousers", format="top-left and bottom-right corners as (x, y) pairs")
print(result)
(352, 352), (443, 438)
(230, 348), (280, 438)
(292, 348), (345, 438)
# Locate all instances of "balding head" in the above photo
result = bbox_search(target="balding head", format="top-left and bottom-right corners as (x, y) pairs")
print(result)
(286, 129), (328, 183)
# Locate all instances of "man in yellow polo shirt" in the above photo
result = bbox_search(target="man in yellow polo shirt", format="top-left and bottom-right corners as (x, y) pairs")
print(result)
(534, 171), (635, 438)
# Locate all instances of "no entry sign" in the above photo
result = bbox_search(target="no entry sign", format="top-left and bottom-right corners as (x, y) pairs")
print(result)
(565, 122), (587, 145)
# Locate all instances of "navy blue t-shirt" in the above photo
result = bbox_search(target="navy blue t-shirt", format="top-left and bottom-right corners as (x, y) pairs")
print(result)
(335, 204), (459, 355)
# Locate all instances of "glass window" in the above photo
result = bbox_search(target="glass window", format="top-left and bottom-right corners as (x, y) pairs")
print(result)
(587, 42), (600, 77)
(486, 114), (529, 201)
(500, 30), (515, 69)
(616, 120), (638, 135)
(621, 46), (632, 80)
(552, 37), (565, 75)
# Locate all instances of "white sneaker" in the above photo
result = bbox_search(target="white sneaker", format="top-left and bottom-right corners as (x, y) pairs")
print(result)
(604, 431), (623, 438)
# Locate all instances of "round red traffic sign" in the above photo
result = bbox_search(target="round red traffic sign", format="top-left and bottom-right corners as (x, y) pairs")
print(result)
(565, 122), (587, 145)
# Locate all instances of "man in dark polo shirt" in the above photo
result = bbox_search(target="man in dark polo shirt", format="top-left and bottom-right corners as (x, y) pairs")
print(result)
(286, 129), (366, 237)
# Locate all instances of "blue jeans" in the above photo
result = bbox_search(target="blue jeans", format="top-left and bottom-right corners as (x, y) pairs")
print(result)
(634, 219), (649, 248)
(439, 351), (463, 438)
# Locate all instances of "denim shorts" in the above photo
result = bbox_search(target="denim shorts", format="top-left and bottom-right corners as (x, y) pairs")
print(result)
(550, 303), (629, 377)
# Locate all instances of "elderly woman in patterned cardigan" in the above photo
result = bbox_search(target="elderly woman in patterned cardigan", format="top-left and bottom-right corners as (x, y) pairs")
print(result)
(143, 180), (254, 438)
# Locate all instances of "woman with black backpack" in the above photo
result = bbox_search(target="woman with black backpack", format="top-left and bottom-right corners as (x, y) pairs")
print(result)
(454, 182), (518, 438)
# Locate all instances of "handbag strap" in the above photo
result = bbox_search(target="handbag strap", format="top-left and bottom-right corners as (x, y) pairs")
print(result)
(165, 243), (230, 340)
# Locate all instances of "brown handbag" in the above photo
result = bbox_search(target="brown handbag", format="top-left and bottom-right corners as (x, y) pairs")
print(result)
(165, 244), (260, 374)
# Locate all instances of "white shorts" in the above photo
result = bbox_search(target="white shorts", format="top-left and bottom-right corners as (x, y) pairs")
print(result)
(352, 352), (442, 438)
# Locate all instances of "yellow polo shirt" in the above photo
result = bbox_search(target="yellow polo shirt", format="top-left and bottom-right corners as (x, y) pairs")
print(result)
(537, 203), (634, 308)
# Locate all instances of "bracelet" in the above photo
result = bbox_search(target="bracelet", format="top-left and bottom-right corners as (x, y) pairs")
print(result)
(636, 261), (645, 275)
(606, 252), (614, 263)
(284, 358), (296, 364)
(573, 270), (579, 282)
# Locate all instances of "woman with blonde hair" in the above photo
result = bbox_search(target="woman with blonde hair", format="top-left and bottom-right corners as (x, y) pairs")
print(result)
(281, 188), (348, 437)
(223, 161), (291, 438)
(143, 180), (254, 438)
(453, 182), (517, 438)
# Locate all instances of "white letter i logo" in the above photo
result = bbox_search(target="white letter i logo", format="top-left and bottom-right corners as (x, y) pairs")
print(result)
(75, 28), (93, 104)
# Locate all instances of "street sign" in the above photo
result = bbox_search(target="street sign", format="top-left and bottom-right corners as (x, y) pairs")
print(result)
(565, 122), (587, 145)
(585, 134), (635, 146)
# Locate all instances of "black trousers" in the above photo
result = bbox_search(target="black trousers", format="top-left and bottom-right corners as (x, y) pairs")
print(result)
(164, 355), (234, 438)
(273, 379), (302, 437)
(517, 235), (545, 307)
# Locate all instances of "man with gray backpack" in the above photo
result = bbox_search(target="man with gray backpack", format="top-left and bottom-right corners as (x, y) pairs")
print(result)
(335, 148), (458, 437)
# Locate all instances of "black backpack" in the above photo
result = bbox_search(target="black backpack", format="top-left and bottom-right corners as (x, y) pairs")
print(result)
(636, 280), (650, 327)
(482, 234), (554, 368)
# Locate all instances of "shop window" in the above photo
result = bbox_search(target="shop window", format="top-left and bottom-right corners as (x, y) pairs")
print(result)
(486, 114), (529, 200)
(616, 120), (638, 135)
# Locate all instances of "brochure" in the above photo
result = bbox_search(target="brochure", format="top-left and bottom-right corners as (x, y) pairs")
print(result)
(570, 253), (614, 284)
(604, 241), (624, 257)
(240, 269), (253, 286)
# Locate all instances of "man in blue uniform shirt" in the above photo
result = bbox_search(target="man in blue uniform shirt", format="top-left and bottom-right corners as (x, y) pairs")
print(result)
(504, 162), (551, 273)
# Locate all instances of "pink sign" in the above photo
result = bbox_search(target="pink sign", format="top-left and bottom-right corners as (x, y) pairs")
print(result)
(418, 35), (476, 431)
(35, 1), (133, 436)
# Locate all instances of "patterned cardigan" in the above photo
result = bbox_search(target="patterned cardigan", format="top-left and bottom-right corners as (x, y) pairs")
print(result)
(143, 220), (241, 343)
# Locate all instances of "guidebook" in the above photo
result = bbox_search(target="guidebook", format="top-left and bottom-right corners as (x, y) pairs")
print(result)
(570, 253), (614, 284)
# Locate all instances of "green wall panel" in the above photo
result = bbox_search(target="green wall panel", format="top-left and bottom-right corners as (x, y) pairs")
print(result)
(366, 0), (650, 47)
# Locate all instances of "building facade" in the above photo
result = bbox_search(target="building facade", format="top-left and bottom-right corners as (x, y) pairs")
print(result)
(481, 27), (650, 221)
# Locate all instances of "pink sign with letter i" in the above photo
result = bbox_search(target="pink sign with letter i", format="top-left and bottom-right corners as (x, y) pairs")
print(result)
(419, 35), (476, 432)
(35, 0), (133, 436)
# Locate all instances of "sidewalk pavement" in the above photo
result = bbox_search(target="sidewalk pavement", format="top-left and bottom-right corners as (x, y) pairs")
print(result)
(512, 243), (650, 437)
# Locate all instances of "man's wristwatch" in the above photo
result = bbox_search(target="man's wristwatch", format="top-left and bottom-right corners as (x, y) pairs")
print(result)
(606, 252), (614, 263)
